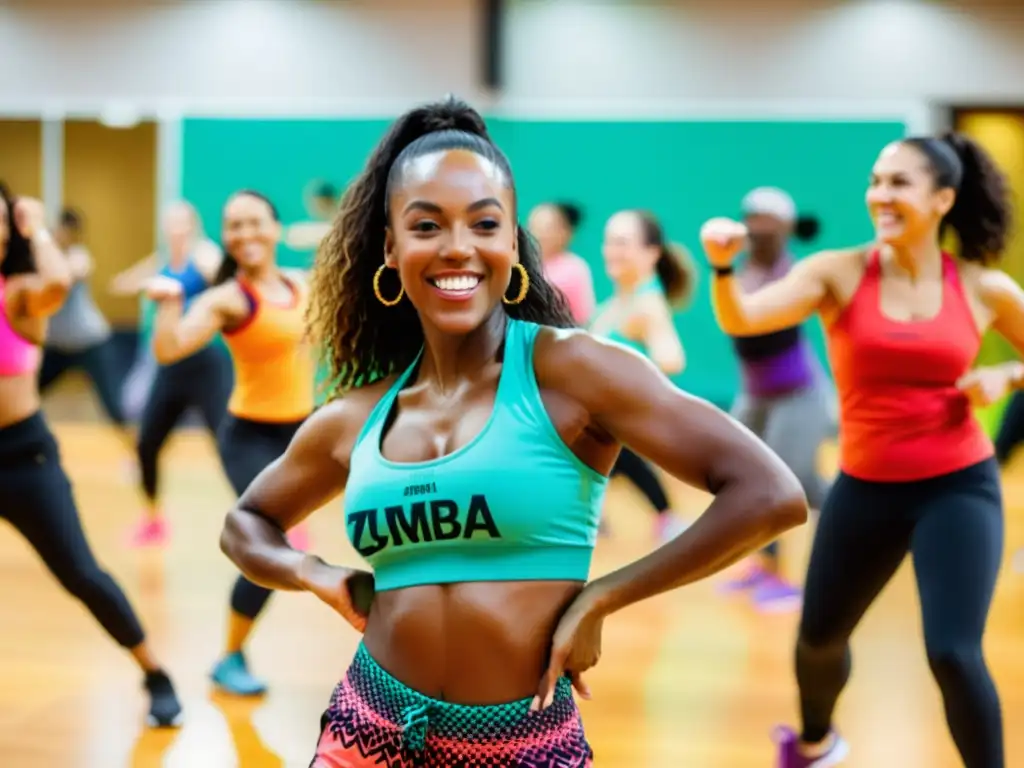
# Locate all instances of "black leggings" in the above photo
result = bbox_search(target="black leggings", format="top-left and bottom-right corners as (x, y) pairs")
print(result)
(611, 447), (670, 514)
(0, 413), (144, 648)
(217, 414), (305, 621)
(994, 390), (1024, 465)
(797, 458), (1003, 767)
(39, 340), (127, 427)
(137, 345), (233, 501)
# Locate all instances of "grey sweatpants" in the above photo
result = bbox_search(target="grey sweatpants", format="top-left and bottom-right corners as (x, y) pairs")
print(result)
(732, 380), (833, 558)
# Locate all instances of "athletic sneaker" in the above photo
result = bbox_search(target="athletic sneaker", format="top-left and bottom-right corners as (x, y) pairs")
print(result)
(773, 726), (849, 767)
(211, 651), (267, 696)
(719, 562), (772, 593)
(752, 574), (803, 613)
(144, 670), (183, 728)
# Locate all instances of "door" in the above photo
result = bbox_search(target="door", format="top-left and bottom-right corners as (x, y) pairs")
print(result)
(0, 119), (43, 198)
(62, 119), (157, 326)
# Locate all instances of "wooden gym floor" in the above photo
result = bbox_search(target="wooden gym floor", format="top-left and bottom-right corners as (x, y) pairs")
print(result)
(1, 385), (1022, 767)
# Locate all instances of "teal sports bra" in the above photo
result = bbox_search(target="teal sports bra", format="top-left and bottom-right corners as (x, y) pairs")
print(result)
(343, 318), (609, 592)
(589, 275), (665, 358)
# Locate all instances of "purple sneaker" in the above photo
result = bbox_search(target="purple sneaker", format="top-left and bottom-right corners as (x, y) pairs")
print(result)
(718, 562), (771, 594)
(752, 574), (803, 613)
(773, 726), (849, 767)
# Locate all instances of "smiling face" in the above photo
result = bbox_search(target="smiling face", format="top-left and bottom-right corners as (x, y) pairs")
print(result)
(866, 141), (955, 250)
(601, 211), (658, 288)
(223, 193), (280, 274)
(385, 149), (518, 335)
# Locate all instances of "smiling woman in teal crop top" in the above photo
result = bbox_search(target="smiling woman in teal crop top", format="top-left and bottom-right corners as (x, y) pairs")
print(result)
(344, 318), (607, 591)
(219, 97), (805, 767)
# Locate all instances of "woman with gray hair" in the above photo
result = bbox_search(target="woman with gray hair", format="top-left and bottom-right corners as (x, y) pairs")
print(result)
(719, 187), (833, 612)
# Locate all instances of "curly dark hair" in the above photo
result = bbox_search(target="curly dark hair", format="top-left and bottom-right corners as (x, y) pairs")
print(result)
(902, 132), (1012, 264)
(308, 95), (575, 394)
(0, 184), (35, 278)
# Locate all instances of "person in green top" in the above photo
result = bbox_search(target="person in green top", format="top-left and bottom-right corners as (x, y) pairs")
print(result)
(590, 209), (696, 543)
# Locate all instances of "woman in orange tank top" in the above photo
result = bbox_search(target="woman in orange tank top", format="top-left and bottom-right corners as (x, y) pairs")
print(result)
(701, 135), (1023, 768)
(146, 190), (316, 698)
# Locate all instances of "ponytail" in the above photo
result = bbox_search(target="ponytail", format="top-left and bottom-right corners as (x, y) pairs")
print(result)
(794, 215), (821, 242)
(554, 202), (583, 231)
(655, 243), (697, 309)
(903, 133), (1011, 264)
(628, 210), (695, 309)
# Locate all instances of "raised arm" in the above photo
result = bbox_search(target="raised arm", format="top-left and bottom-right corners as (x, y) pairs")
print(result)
(5, 200), (72, 342)
(539, 330), (806, 611)
(636, 294), (685, 375)
(66, 245), (93, 282)
(108, 253), (161, 296)
(700, 217), (835, 336)
(147, 279), (245, 364)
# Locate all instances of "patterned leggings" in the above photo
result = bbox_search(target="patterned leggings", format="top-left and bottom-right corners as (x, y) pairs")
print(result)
(311, 644), (594, 767)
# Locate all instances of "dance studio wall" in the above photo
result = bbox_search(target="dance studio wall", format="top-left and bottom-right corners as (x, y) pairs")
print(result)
(180, 117), (906, 407)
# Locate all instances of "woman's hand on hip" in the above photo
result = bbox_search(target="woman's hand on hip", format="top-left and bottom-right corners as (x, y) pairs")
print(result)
(530, 582), (607, 711)
(299, 555), (375, 633)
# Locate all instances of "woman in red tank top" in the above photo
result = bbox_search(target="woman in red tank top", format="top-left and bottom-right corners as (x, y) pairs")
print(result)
(701, 133), (1021, 768)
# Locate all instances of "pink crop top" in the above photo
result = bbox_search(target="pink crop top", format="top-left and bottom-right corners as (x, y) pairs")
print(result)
(0, 277), (42, 376)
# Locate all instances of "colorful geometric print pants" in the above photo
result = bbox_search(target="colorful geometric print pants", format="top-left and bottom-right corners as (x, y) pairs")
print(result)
(310, 643), (594, 767)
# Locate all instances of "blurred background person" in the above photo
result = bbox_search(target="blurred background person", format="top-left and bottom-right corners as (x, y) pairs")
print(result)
(39, 208), (132, 451)
(718, 187), (834, 613)
(528, 200), (595, 324)
(109, 201), (229, 546)
(591, 209), (695, 542)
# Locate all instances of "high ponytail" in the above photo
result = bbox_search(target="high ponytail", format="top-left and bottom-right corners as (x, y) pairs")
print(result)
(309, 95), (574, 394)
(903, 132), (1012, 264)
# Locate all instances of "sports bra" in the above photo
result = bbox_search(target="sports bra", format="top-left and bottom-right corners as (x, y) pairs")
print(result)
(344, 318), (609, 592)
(589, 275), (665, 358)
(0, 277), (42, 377)
(160, 261), (208, 308)
(222, 273), (315, 423)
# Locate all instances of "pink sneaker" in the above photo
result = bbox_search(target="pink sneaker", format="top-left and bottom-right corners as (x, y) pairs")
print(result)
(129, 516), (169, 547)
(286, 523), (310, 551)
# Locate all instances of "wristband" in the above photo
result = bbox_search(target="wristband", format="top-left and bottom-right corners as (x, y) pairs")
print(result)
(713, 265), (735, 277)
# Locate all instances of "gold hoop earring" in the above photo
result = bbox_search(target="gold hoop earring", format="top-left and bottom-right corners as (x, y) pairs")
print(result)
(502, 263), (530, 305)
(373, 264), (404, 307)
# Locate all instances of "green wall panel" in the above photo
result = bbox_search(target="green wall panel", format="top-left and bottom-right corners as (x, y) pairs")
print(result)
(180, 115), (906, 406)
